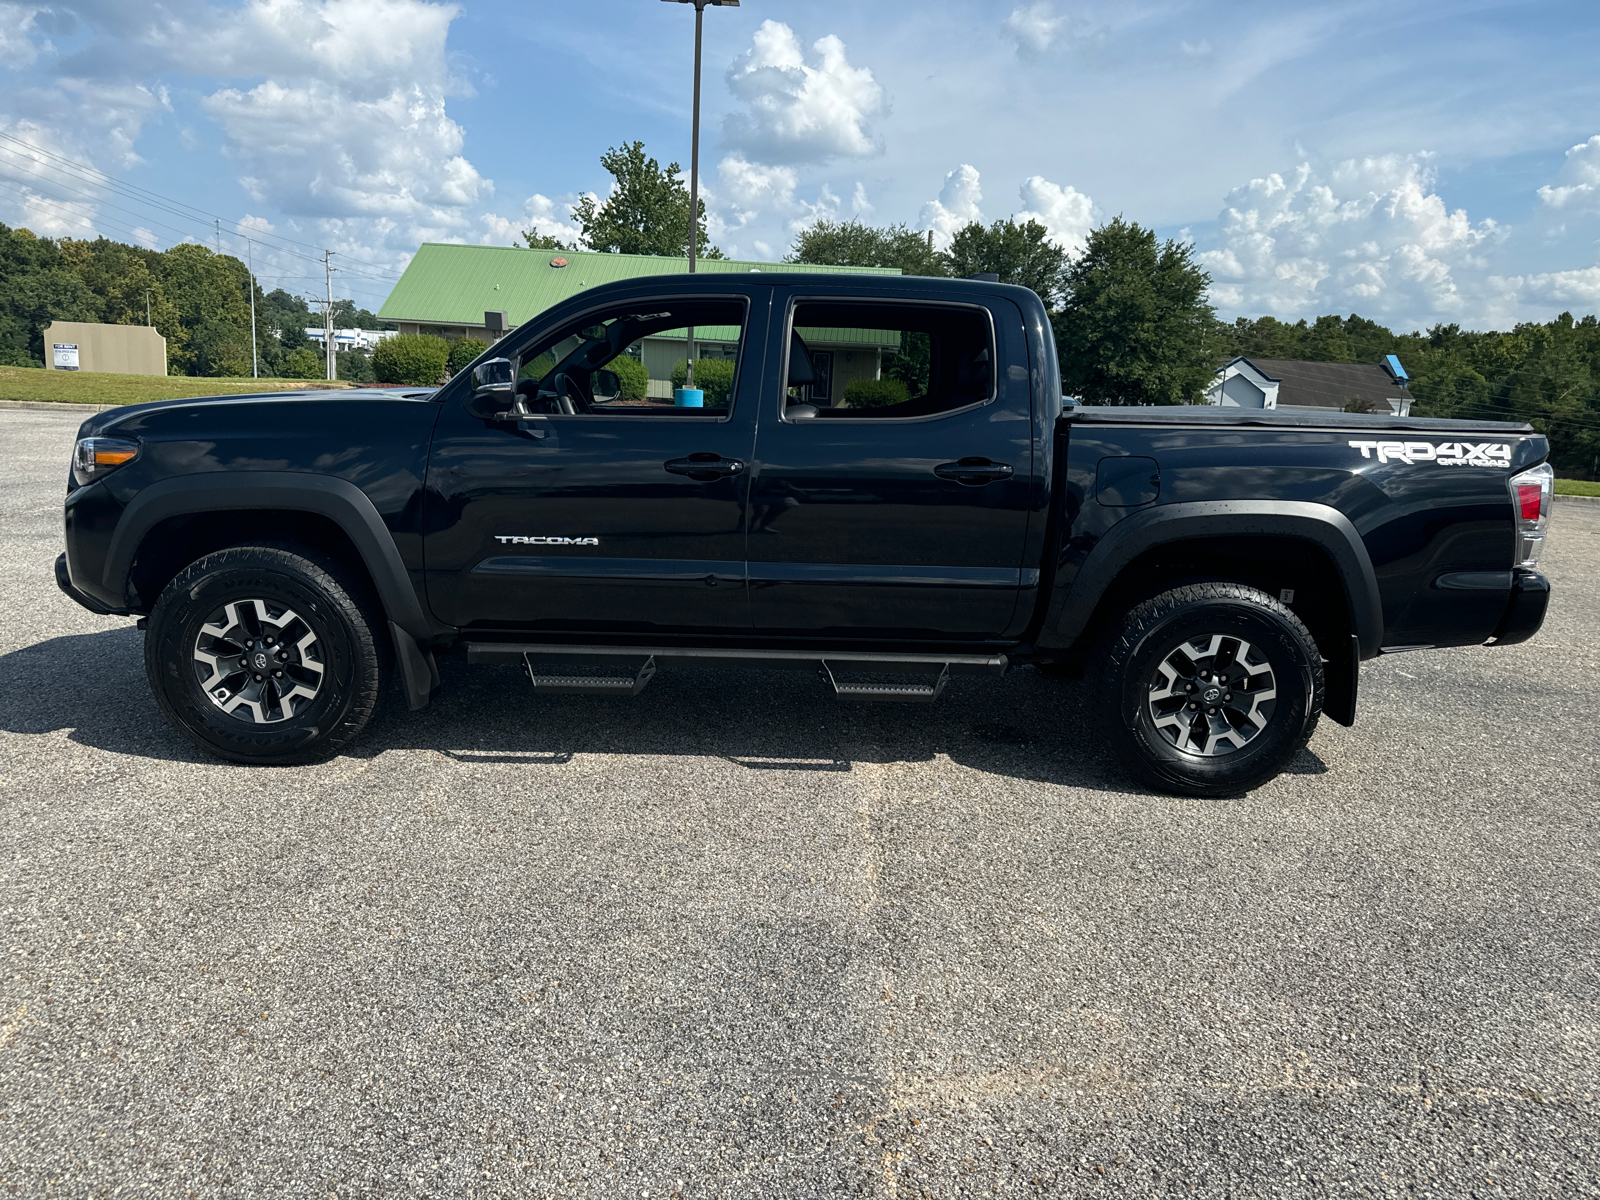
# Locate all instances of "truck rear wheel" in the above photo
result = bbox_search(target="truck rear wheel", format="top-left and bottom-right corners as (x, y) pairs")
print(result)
(1095, 583), (1323, 797)
(144, 544), (388, 765)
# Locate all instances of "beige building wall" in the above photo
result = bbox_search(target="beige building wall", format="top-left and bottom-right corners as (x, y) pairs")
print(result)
(43, 321), (167, 376)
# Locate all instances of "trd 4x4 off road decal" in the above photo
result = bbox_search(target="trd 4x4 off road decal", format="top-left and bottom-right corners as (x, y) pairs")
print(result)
(494, 535), (600, 545)
(1348, 440), (1512, 467)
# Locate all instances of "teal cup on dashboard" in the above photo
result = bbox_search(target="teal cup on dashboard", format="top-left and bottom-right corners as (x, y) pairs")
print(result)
(674, 388), (704, 408)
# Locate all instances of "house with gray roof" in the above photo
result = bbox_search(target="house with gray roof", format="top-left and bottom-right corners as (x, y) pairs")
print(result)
(1204, 354), (1414, 416)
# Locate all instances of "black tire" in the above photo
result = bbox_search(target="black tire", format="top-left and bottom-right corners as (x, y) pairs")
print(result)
(1094, 582), (1323, 797)
(144, 544), (388, 765)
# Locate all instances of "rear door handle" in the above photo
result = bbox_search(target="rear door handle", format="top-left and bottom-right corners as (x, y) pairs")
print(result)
(665, 453), (746, 481)
(934, 457), (1013, 485)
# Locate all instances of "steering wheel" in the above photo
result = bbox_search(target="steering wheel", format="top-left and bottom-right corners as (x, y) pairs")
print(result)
(533, 371), (591, 415)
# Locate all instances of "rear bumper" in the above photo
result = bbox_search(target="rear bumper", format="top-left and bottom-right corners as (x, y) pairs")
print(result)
(1488, 569), (1549, 646)
(55, 552), (120, 616)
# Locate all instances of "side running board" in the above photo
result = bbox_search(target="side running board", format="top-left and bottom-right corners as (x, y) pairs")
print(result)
(524, 653), (656, 695)
(820, 660), (949, 703)
(467, 642), (1007, 703)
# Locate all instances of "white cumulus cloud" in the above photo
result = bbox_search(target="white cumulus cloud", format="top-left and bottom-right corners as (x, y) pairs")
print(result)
(1197, 156), (1500, 325)
(197, 0), (485, 245)
(724, 20), (883, 165)
(712, 154), (844, 249)
(481, 193), (586, 247)
(919, 164), (984, 250)
(1537, 134), (1600, 212)
(1016, 175), (1096, 253)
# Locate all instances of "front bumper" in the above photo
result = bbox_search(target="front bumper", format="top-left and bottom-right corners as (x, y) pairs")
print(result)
(56, 552), (119, 616)
(1488, 569), (1550, 646)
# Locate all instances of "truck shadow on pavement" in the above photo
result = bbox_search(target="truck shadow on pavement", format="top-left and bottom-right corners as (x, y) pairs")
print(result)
(0, 627), (1328, 793)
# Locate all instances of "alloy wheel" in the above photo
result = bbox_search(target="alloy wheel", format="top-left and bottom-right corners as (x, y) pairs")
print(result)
(1145, 632), (1277, 757)
(192, 598), (325, 723)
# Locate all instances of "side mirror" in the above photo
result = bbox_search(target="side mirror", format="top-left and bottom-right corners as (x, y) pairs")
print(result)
(472, 357), (515, 396)
(593, 368), (621, 402)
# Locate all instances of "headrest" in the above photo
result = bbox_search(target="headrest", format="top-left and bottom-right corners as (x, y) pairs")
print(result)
(787, 331), (816, 387)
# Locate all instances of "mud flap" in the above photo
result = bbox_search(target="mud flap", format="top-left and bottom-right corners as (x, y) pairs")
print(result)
(390, 621), (438, 711)
(1323, 632), (1359, 727)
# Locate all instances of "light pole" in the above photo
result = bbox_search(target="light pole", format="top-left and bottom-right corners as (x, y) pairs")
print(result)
(662, 0), (738, 391)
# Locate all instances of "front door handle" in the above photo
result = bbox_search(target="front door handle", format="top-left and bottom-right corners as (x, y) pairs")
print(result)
(665, 452), (746, 481)
(934, 457), (1013, 485)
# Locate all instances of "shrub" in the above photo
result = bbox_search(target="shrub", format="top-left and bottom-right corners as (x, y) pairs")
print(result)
(374, 333), (449, 385)
(607, 354), (648, 399)
(668, 356), (736, 406)
(843, 377), (910, 408)
(280, 347), (324, 379)
(448, 337), (488, 374)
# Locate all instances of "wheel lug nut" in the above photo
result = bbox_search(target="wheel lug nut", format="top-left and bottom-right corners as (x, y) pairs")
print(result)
(239, 657), (249, 667)
(1188, 702), (1198, 710)
(253, 674), (263, 681)
(265, 637), (274, 646)
(278, 651), (288, 660)
(272, 670), (282, 678)
(1224, 692), (1233, 701)
(1208, 706), (1218, 715)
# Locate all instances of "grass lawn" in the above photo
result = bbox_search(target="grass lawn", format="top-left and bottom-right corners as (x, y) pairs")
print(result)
(0, 366), (351, 406)
(1555, 478), (1600, 496)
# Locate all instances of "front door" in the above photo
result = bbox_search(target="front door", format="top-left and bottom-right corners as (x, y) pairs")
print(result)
(424, 293), (765, 633)
(746, 292), (1035, 639)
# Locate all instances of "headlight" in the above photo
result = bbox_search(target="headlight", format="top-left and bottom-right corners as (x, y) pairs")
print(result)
(73, 437), (139, 487)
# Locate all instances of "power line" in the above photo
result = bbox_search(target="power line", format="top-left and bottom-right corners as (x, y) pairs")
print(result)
(0, 178), (393, 305)
(0, 129), (406, 278)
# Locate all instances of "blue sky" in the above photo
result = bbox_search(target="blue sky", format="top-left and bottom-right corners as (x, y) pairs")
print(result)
(3, 0), (1600, 329)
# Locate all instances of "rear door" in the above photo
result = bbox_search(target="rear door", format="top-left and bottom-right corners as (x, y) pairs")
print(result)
(424, 290), (766, 634)
(745, 291), (1035, 639)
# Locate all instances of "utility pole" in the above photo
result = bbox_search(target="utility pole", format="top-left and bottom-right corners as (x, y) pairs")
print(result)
(215, 218), (221, 255)
(323, 250), (336, 382)
(246, 238), (258, 379)
(144, 289), (152, 326)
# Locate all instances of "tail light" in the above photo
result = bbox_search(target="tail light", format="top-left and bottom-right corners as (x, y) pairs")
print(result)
(1507, 462), (1553, 568)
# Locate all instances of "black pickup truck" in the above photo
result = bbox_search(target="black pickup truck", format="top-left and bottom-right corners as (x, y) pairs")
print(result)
(56, 273), (1554, 794)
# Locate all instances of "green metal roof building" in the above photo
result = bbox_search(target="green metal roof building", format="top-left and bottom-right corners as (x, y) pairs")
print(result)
(377, 245), (904, 402)
(377, 244), (898, 339)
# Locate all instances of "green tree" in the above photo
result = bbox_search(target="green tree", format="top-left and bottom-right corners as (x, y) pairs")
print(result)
(946, 218), (1069, 305)
(373, 333), (449, 385)
(0, 224), (103, 366)
(573, 141), (720, 258)
(188, 318), (253, 377)
(1054, 218), (1217, 406)
(337, 349), (376, 384)
(521, 230), (575, 251)
(786, 220), (946, 276)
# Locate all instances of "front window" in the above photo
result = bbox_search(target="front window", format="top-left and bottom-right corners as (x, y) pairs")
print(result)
(512, 299), (747, 415)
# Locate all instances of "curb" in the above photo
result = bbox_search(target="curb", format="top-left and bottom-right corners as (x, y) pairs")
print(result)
(1555, 492), (1600, 505)
(0, 399), (122, 414)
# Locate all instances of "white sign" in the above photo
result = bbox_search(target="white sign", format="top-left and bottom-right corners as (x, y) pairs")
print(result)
(52, 343), (80, 371)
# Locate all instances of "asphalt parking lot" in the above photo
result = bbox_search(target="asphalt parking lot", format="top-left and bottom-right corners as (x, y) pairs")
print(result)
(2, 404), (1596, 1198)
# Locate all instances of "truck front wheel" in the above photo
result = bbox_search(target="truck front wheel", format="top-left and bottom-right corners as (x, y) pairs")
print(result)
(144, 544), (388, 765)
(1095, 583), (1324, 797)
